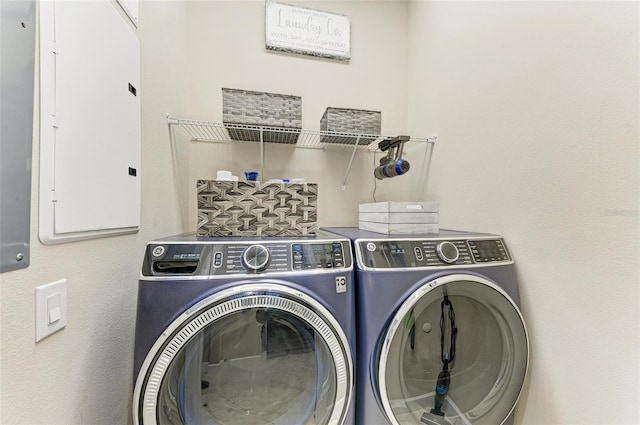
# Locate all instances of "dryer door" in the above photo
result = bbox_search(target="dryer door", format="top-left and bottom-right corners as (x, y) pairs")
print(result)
(134, 282), (353, 425)
(377, 274), (529, 425)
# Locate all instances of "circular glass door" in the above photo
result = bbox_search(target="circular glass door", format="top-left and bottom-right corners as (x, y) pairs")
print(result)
(134, 283), (353, 425)
(378, 274), (529, 425)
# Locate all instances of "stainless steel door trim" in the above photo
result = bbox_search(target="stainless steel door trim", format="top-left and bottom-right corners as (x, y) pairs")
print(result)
(376, 273), (529, 425)
(133, 281), (354, 425)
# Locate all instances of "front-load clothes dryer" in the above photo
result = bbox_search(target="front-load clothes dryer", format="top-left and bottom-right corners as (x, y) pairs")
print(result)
(133, 232), (356, 425)
(323, 228), (529, 425)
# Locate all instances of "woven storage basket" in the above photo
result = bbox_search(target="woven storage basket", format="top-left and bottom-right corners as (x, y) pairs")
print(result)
(320, 107), (381, 144)
(197, 180), (318, 237)
(222, 88), (302, 144)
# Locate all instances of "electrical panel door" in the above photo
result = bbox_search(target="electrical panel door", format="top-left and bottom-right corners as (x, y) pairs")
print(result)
(40, 0), (140, 244)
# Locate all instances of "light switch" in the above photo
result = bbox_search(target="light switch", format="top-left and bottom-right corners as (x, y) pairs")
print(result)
(47, 294), (61, 324)
(36, 279), (67, 342)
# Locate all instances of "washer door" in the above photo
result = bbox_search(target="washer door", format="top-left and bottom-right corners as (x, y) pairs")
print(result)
(134, 282), (353, 425)
(377, 274), (529, 425)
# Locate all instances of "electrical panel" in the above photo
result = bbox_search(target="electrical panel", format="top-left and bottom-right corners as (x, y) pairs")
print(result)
(39, 0), (140, 244)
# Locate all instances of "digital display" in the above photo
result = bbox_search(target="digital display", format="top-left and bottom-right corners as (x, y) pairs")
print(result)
(292, 243), (344, 269)
(307, 244), (332, 266)
(476, 241), (499, 258)
(470, 240), (509, 262)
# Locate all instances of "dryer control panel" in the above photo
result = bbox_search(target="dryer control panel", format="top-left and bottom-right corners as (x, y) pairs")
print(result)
(356, 237), (511, 270)
(142, 239), (351, 277)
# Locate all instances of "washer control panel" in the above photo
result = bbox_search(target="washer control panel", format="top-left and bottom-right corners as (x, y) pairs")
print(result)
(292, 242), (345, 270)
(144, 240), (351, 276)
(357, 237), (511, 269)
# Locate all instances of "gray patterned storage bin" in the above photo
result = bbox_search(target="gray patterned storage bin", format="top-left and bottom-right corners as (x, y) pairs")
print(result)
(197, 180), (317, 237)
(222, 88), (302, 144)
(320, 107), (381, 144)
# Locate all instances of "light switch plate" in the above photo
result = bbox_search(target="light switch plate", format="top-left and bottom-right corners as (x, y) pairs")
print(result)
(35, 279), (67, 342)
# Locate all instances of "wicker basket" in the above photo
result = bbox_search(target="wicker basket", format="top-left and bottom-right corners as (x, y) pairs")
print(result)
(320, 107), (381, 144)
(222, 88), (302, 144)
(197, 180), (318, 237)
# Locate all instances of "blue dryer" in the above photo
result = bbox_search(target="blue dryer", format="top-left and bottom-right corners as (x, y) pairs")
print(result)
(323, 228), (529, 425)
(133, 232), (356, 425)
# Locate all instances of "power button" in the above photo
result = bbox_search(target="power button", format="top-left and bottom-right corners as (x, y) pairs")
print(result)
(414, 247), (424, 261)
(213, 252), (224, 268)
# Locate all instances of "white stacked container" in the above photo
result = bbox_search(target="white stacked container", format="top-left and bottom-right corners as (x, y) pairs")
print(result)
(359, 201), (439, 234)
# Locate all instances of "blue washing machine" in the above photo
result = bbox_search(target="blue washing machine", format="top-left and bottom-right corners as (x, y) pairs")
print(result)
(323, 228), (529, 425)
(132, 232), (356, 425)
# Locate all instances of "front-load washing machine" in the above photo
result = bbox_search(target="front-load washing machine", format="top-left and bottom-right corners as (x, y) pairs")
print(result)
(323, 228), (529, 425)
(132, 232), (355, 425)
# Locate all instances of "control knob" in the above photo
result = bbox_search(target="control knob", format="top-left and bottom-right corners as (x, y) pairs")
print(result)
(436, 241), (459, 264)
(241, 245), (271, 273)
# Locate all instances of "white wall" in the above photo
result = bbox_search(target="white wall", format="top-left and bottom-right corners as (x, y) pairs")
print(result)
(406, 1), (639, 424)
(0, 1), (188, 423)
(174, 0), (417, 231)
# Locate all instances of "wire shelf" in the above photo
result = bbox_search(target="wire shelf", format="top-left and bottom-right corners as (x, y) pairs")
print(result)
(166, 115), (436, 190)
(167, 115), (435, 151)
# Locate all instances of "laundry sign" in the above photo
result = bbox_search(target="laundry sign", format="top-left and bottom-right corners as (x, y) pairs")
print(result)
(265, 1), (351, 61)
